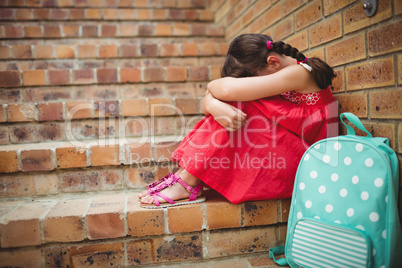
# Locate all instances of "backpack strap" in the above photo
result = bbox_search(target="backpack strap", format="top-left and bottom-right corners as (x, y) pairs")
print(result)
(268, 245), (288, 266)
(340, 112), (372, 137)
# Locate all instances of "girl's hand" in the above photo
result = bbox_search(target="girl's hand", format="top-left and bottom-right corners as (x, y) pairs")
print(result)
(202, 92), (247, 131)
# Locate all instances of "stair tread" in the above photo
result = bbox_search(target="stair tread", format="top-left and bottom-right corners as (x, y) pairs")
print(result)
(0, 190), (289, 249)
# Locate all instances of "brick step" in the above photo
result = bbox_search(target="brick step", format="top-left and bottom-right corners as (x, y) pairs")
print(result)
(0, 134), (189, 173)
(0, 22), (224, 40)
(0, 190), (289, 267)
(1, 80), (208, 104)
(0, 42), (228, 68)
(0, 7), (214, 22)
(2, 0), (207, 9)
(0, 64), (221, 88)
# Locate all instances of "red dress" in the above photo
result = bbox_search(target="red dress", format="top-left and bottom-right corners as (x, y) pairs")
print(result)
(171, 87), (338, 204)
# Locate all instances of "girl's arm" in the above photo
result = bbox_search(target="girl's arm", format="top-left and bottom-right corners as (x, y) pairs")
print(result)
(208, 64), (315, 101)
(202, 91), (247, 131)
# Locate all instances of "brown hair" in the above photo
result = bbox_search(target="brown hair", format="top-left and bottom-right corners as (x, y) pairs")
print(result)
(221, 34), (336, 89)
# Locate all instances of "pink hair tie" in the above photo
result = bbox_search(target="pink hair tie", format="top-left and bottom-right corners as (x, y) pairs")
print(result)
(297, 57), (308, 64)
(267, 41), (273, 50)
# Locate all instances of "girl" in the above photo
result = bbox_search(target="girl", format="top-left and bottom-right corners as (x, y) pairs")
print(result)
(140, 34), (338, 208)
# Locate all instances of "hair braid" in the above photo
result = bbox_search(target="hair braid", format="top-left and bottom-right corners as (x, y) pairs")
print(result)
(270, 41), (336, 89)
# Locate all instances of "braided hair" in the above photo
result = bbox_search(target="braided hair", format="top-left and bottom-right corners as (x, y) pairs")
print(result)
(268, 41), (336, 89)
(221, 34), (336, 90)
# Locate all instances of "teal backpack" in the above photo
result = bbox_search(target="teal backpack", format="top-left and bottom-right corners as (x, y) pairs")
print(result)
(270, 113), (402, 267)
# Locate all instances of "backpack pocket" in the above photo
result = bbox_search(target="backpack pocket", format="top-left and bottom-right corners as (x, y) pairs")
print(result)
(288, 218), (372, 268)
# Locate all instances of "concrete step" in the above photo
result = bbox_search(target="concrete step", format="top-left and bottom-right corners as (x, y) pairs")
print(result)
(2, 0), (207, 9)
(0, 21), (224, 40)
(0, 7), (214, 22)
(0, 190), (290, 267)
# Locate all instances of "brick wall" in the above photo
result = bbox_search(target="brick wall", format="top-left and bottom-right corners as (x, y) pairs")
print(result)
(206, 0), (402, 218)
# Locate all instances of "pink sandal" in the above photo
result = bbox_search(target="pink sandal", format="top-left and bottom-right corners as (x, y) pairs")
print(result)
(139, 172), (173, 199)
(140, 173), (205, 209)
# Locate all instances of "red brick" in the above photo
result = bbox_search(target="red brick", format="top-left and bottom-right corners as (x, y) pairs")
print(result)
(4, 25), (24, 38)
(86, 195), (125, 240)
(69, 8), (85, 19)
(51, 8), (68, 19)
(155, 23), (171, 36)
(21, 149), (54, 171)
(399, 54), (402, 85)
(160, 43), (178, 57)
(66, 101), (92, 119)
(44, 199), (89, 242)
(326, 34), (366, 67)
(0, 150), (19, 173)
(25, 25), (42, 38)
(0, 250), (42, 267)
(143, 67), (164, 82)
(119, 24), (136, 36)
(49, 69), (70, 85)
(396, 0), (402, 15)
(120, 68), (141, 83)
(310, 14), (342, 47)
(37, 102), (64, 121)
(175, 98), (200, 115)
(273, 16), (294, 41)
(96, 68), (118, 84)
(70, 242), (125, 267)
(153, 9), (167, 20)
(0, 126), (9, 145)
(0, 70), (21, 87)
(279, 199), (291, 222)
(189, 66), (208, 81)
(8, 103), (35, 122)
(101, 24), (116, 37)
(0, 105), (6, 122)
(94, 101), (118, 118)
(337, 93), (367, 117)
(369, 89), (402, 119)
(17, 8), (34, 20)
(34, 45), (54, 59)
(127, 196), (165, 236)
(294, 0), (322, 31)
(43, 0), (57, 7)
(0, 203), (52, 248)
(344, 0), (392, 34)
(331, 68), (345, 93)
(167, 204), (203, 233)
(12, 45), (32, 59)
(0, 8), (14, 19)
(82, 25), (98, 37)
(368, 21), (402, 57)
(148, 98), (175, 116)
(23, 70), (46, 86)
(151, 235), (203, 263)
(243, 200), (278, 226)
(62, 25), (80, 37)
(77, 45), (96, 58)
(173, 23), (190, 35)
(119, 8), (134, 19)
(56, 45), (75, 58)
(86, 8), (101, 19)
(181, 43), (198, 56)
(323, 0), (356, 16)
(121, 99), (147, 117)
(124, 142), (153, 164)
(346, 57), (395, 91)
(90, 144), (120, 166)
(34, 8), (50, 19)
(119, 44), (139, 57)
(0, 46), (10, 59)
(140, 44), (158, 57)
(26, 0), (42, 6)
(99, 44), (117, 58)
(73, 69), (95, 84)
(44, 25), (61, 37)
(154, 140), (180, 162)
(166, 66), (186, 82)
(206, 194), (241, 229)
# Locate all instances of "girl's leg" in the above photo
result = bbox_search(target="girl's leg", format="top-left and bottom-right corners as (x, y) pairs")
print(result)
(140, 168), (203, 205)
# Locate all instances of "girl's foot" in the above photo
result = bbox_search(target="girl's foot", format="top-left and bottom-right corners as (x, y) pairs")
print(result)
(140, 169), (204, 207)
